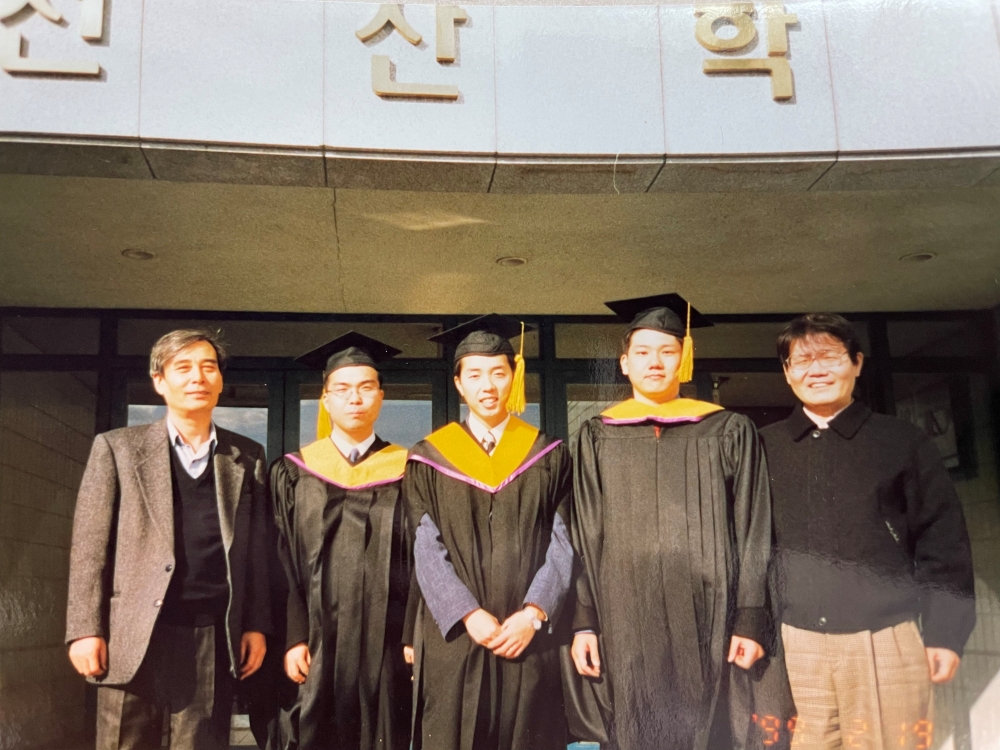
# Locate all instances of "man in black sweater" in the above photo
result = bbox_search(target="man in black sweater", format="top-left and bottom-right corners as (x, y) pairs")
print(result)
(760, 313), (975, 750)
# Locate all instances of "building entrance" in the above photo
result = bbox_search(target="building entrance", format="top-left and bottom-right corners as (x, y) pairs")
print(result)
(1, 307), (999, 750)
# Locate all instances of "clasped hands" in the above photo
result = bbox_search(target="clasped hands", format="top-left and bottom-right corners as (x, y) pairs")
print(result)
(464, 606), (543, 660)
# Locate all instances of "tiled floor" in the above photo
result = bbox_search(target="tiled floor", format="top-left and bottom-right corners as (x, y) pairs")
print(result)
(229, 714), (257, 747)
(229, 729), (257, 747)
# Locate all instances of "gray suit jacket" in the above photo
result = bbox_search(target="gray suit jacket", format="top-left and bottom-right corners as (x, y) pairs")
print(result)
(65, 419), (272, 685)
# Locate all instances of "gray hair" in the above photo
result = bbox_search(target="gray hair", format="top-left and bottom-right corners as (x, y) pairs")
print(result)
(149, 329), (228, 377)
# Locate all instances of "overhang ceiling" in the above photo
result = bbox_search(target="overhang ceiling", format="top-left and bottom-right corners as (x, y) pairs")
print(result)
(1, 173), (999, 314)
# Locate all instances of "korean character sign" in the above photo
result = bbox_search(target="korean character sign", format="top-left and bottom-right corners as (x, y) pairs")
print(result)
(356, 3), (467, 100)
(0, 0), (104, 75)
(696, 3), (798, 101)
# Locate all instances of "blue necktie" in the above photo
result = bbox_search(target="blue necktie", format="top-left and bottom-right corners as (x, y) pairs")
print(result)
(348, 448), (361, 465)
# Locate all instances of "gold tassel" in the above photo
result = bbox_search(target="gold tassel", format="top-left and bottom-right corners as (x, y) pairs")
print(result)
(317, 399), (333, 441)
(678, 303), (695, 384)
(506, 322), (527, 415)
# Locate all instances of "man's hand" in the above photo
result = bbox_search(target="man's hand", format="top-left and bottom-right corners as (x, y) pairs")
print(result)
(463, 609), (501, 647)
(571, 633), (601, 678)
(926, 647), (961, 684)
(403, 646), (415, 665)
(487, 606), (543, 660)
(239, 631), (267, 680)
(727, 636), (765, 670)
(68, 636), (107, 678)
(285, 643), (311, 684)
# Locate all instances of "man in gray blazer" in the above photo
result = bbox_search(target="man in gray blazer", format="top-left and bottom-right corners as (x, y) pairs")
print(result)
(66, 329), (271, 750)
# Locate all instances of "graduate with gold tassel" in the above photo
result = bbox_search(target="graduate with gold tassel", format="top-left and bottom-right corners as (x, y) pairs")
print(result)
(315, 395), (333, 441)
(564, 294), (795, 750)
(405, 314), (574, 750)
(270, 331), (415, 750)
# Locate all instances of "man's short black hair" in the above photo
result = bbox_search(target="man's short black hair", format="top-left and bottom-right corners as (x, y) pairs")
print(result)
(454, 354), (516, 377)
(776, 313), (863, 366)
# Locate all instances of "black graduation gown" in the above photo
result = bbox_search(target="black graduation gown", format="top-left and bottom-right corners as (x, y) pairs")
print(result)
(271, 437), (413, 750)
(567, 399), (794, 750)
(404, 417), (572, 750)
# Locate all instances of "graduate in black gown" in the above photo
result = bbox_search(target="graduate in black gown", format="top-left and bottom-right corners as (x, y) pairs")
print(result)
(271, 332), (413, 750)
(405, 315), (574, 750)
(567, 295), (794, 750)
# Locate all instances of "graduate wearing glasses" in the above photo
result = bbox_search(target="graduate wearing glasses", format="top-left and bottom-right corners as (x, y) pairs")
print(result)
(405, 315), (574, 750)
(271, 332), (414, 750)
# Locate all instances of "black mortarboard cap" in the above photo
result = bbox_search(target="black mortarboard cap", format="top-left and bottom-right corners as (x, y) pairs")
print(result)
(605, 293), (713, 337)
(429, 314), (535, 362)
(295, 331), (401, 379)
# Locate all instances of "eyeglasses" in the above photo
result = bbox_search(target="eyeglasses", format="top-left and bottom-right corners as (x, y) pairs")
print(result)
(785, 351), (850, 373)
(325, 384), (380, 400)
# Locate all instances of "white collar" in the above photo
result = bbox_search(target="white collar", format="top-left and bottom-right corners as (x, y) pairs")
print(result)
(803, 402), (852, 430)
(467, 412), (511, 446)
(166, 418), (217, 457)
(330, 430), (377, 460)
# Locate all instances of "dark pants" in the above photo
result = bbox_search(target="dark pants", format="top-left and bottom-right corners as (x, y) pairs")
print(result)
(243, 633), (296, 750)
(96, 619), (235, 750)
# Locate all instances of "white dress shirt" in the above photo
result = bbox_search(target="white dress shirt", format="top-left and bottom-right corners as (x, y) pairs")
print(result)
(803, 401), (853, 430)
(466, 412), (510, 455)
(166, 419), (217, 479)
(330, 431), (377, 462)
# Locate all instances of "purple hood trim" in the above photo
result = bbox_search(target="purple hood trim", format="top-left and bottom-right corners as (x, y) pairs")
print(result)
(601, 414), (711, 426)
(286, 453), (403, 491)
(408, 439), (562, 494)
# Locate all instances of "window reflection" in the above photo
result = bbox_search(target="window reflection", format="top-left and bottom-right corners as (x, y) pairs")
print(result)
(127, 379), (271, 457)
(566, 382), (631, 438)
(889, 320), (989, 358)
(1, 316), (100, 355)
(707, 372), (797, 429)
(128, 404), (269, 456)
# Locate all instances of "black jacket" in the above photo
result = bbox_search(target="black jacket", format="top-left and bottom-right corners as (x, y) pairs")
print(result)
(760, 402), (975, 655)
